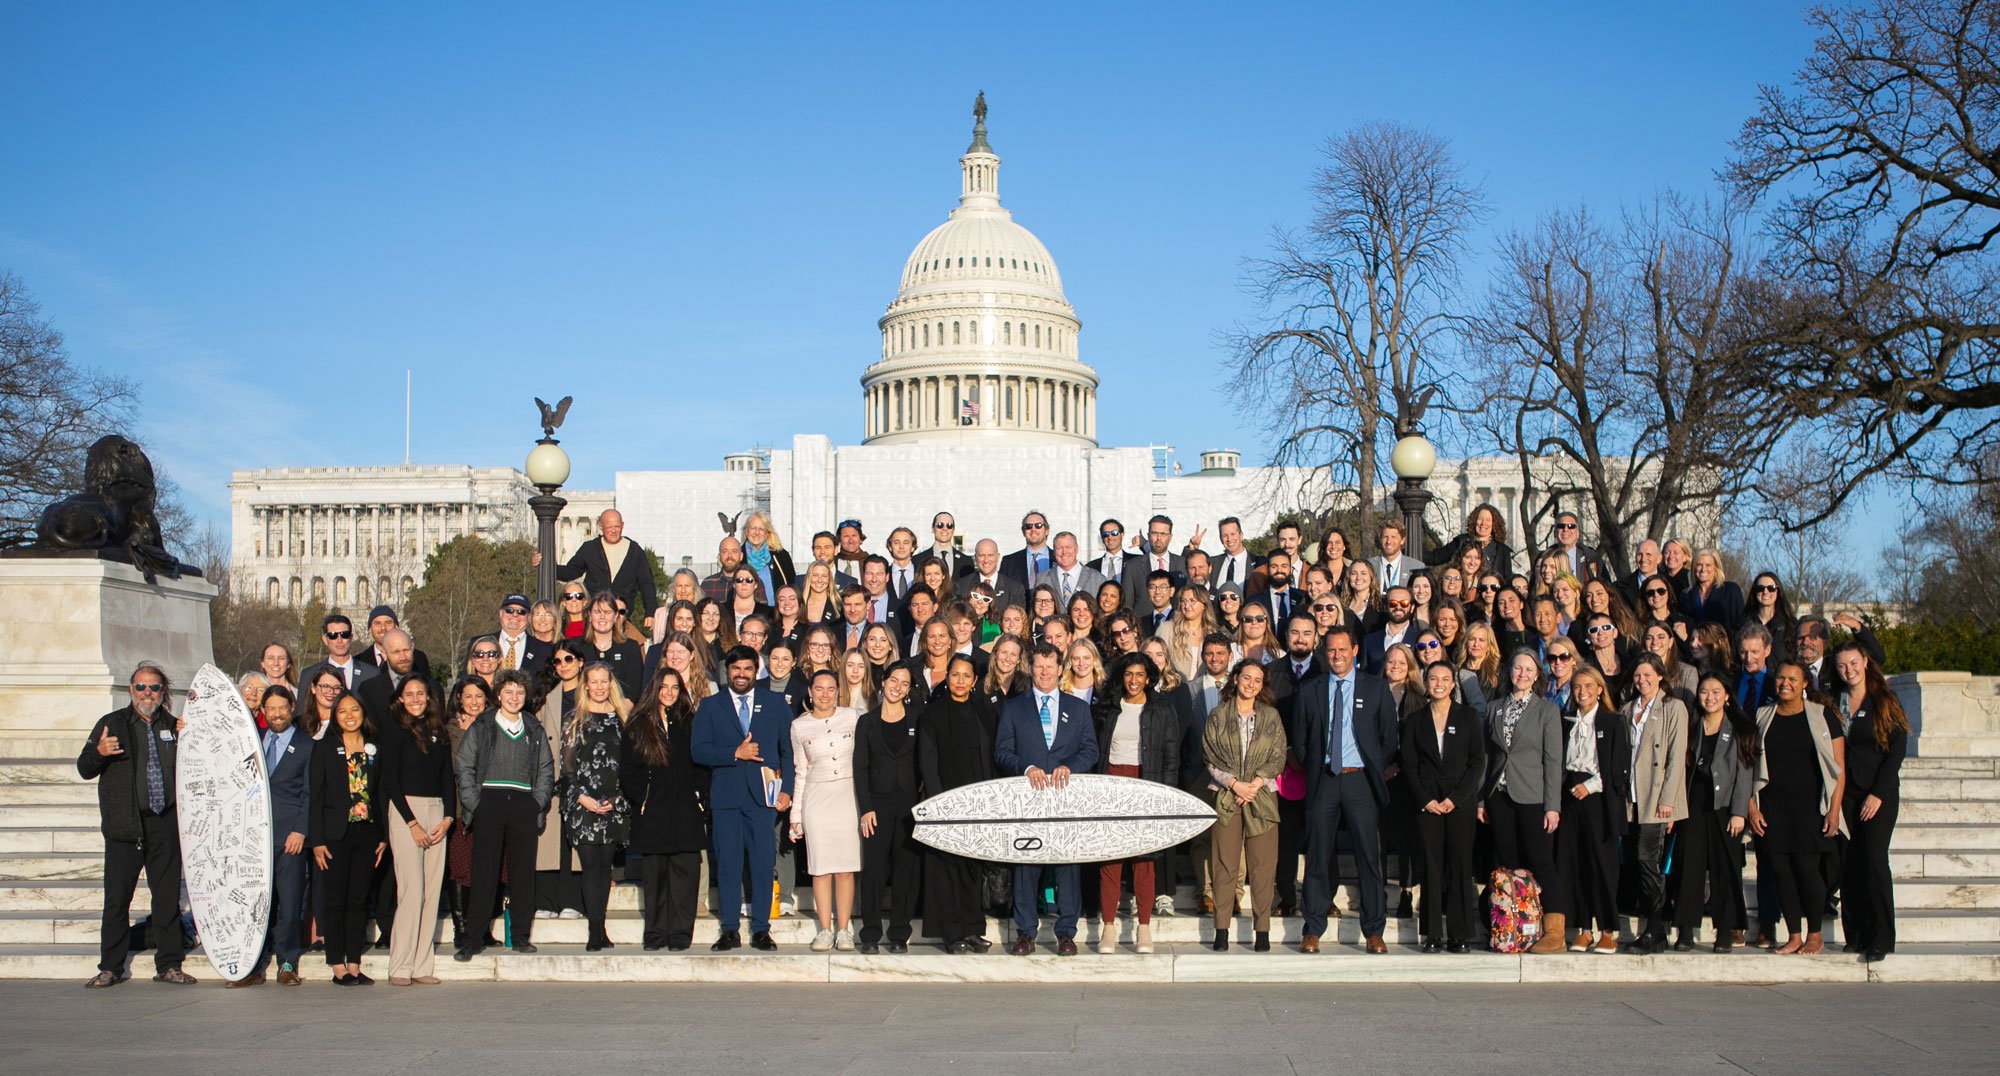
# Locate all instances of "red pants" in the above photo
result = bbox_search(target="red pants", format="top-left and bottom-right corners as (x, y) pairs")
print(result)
(1098, 764), (1156, 924)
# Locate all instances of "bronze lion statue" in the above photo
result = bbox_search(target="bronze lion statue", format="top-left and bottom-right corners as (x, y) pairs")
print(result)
(36, 434), (181, 582)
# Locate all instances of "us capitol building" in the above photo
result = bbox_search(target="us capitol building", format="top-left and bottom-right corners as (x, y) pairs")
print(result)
(231, 101), (1669, 608)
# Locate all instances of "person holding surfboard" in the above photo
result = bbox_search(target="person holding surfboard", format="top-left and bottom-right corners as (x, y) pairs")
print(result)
(996, 643), (1101, 957)
(918, 654), (999, 954)
(1092, 653), (1181, 954)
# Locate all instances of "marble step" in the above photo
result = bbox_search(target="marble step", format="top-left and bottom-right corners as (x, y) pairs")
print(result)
(0, 736), (87, 761)
(1903, 756), (2000, 777)
(1890, 823), (2000, 850)
(0, 761), (87, 785)
(1896, 777), (2000, 800)
(0, 782), (95, 806)
(0, 804), (98, 829)
(2, 941), (1996, 983)
(0, 854), (99, 881)
(1914, 737), (2000, 758)
(1897, 800), (2000, 824)
(0, 828), (97, 854)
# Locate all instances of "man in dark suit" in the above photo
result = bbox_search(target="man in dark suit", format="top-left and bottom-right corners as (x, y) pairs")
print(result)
(1795, 613), (1886, 698)
(463, 595), (555, 678)
(1138, 570), (1176, 637)
(1268, 615), (1323, 720)
(1120, 514), (1186, 601)
(1211, 517), (1264, 593)
(356, 627), (433, 722)
(995, 642), (1101, 956)
(1369, 521), (1426, 593)
(299, 614), (382, 697)
(1291, 625), (1401, 954)
(1093, 517), (1133, 597)
(861, 555), (904, 634)
(1732, 624), (1780, 713)
(1550, 511), (1606, 583)
(1617, 539), (1665, 610)
(1360, 587), (1429, 675)
(689, 645), (795, 952)
(912, 511), (967, 581)
(356, 605), (433, 683)
(248, 685), (314, 986)
(1000, 510), (1055, 590)
(964, 539), (1015, 612)
(1255, 551), (1302, 626)
(536, 509), (661, 626)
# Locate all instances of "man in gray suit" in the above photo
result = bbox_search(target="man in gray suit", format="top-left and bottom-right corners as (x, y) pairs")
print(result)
(1034, 531), (1108, 606)
(1120, 514), (1186, 600)
(1369, 520), (1426, 594)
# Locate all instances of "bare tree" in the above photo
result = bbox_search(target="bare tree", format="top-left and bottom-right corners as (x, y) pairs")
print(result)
(1725, 0), (2000, 527)
(404, 536), (534, 678)
(1470, 195), (1767, 576)
(0, 272), (139, 546)
(1883, 448), (2000, 626)
(1226, 122), (1485, 548)
(1734, 448), (1873, 611)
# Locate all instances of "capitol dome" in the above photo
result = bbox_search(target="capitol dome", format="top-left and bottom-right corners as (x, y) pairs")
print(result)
(862, 97), (1098, 446)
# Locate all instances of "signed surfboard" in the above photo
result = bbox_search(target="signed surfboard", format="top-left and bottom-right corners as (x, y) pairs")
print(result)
(173, 663), (273, 981)
(912, 774), (1215, 865)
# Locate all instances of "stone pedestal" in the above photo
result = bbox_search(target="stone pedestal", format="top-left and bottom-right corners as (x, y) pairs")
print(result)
(1894, 671), (2000, 758)
(0, 554), (215, 736)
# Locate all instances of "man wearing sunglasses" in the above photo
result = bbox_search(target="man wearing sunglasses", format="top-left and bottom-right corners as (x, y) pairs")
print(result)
(1000, 510), (1054, 589)
(1360, 586), (1428, 675)
(1093, 518), (1131, 596)
(298, 613), (381, 701)
(79, 662), (195, 987)
(1549, 511), (1605, 584)
(912, 512), (966, 581)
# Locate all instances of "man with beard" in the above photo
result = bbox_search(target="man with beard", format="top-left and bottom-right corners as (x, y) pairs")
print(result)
(1361, 586), (1429, 674)
(79, 663), (195, 986)
(690, 647), (795, 952)
(1256, 551), (1301, 626)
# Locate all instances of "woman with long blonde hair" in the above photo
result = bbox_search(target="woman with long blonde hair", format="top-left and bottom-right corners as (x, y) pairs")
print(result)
(1060, 639), (1105, 706)
(560, 662), (630, 951)
(1164, 584), (1220, 683)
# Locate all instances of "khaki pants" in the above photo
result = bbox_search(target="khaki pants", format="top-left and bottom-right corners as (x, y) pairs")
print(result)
(1210, 810), (1277, 931)
(387, 796), (447, 979)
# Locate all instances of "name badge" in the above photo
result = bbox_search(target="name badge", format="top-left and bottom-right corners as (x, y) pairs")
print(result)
(159, 729), (174, 742)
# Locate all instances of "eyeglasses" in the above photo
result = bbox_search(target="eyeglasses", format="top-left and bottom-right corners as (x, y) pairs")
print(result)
(969, 593), (992, 602)
(500, 606), (528, 616)
(934, 522), (954, 530)
(562, 593), (587, 602)
(130, 683), (165, 694)
(1416, 641), (1441, 652)
(1311, 602), (1339, 612)
(1023, 522), (1047, 531)
(733, 577), (757, 585)
(1555, 523), (1578, 531)
(1218, 592), (1240, 602)
(323, 629), (352, 640)
(471, 650), (500, 660)
(1645, 587), (1669, 598)
(1242, 615), (1269, 624)
(838, 520), (861, 531)
(1479, 583), (1500, 592)
(1100, 530), (1120, 539)
(1114, 626), (1137, 636)
(554, 654), (580, 665)
(1588, 624), (1617, 635)
(1548, 653), (1575, 663)
(1387, 601), (1412, 610)
(1754, 584), (1778, 594)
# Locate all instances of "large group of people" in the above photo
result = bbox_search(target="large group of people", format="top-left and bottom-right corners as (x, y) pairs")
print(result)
(75, 503), (1909, 987)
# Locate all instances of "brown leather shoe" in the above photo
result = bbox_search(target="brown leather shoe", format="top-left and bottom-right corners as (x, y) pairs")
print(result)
(1055, 937), (1078, 957)
(276, 969), (302, 986)
(1300, 934), (1321, 954)
(224, 973), (265, 988)
(1365, 936), (1387, 954)
(153, 968), (197, 985)
(1200, 895), (1214, 915)
(84, 970), (124, 989)
(1008, 935), (1036, 956)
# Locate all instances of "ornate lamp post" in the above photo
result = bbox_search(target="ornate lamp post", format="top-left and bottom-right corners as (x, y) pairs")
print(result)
(1390, 428), (1437, 561)
(525, 396), (573, 603)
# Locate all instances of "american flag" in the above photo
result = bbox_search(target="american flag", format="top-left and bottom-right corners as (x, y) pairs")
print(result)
(959, 398), (981, 421)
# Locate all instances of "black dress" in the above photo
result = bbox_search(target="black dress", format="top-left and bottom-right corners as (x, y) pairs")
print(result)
(1762, 708), (1841, 855)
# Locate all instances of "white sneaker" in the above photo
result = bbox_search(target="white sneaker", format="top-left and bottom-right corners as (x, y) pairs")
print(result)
(559, 909), (583, 920)
(740, 903), (752, 919)
(833, 930), (855, 951)
(533, 910), (556, 920)
(1153, 895), (1175, 918)
(780, 899), (797, 917)
(810, 929), (834, 952)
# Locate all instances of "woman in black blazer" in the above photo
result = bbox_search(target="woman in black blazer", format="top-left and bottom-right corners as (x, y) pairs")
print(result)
(1402, 662), (1486, 953)
(1677, 550), (1745, 634)
(1554, 667), (1629, 953)
(853, 665), (922, 954)
(308, 692), (385, 985)
(619, 668), (708, 952)
(1833, 643), (1908, 961)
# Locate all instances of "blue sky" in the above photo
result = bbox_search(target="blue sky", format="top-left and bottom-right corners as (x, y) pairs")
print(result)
(6, 2), (1887, 564)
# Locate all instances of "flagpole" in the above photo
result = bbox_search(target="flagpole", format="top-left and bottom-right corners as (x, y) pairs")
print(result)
(404, 369), (412, 465)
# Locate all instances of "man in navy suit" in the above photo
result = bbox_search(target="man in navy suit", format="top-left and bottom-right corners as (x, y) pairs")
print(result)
(248, 684), (314, 986)
(1291, 624), (1401, 954)
(995, 642), (1100, 956)
(690, 645), (795, 952)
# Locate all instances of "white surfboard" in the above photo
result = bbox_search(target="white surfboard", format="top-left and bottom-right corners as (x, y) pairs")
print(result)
(912, 774), (1215, 865)
(174, 663), (273, 981)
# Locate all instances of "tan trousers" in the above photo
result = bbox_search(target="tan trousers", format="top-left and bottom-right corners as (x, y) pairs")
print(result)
(387, 796), (447, 979)
(1210, 810), (1277, 931)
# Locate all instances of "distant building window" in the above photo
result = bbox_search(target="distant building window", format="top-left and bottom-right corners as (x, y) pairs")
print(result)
(1033, 324), (1041, 348)
(923, 324), (930, 346)
(1003, 322), (1011, 345)
(953, 321), (961, 344)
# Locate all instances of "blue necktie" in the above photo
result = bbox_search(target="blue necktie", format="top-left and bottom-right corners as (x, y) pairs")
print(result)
(1039, 695), (1056, 749)
(1325, 678), (1346, 773)
(737, 695), (752, 736)
(264, 734), (281, 775)
(1032, 552), (1045, 578)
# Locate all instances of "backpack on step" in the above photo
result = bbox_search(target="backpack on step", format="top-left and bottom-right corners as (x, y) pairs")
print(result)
(1488, 868), (1543, 953)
